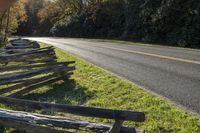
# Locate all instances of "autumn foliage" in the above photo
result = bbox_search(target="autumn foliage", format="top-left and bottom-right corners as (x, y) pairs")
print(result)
(0, 0), (27, 43)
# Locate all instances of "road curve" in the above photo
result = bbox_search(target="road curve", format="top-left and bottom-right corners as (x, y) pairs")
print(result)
(27, 37), (200, 114)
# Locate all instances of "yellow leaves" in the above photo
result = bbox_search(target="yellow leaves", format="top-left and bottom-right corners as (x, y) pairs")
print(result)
(37, 0), (83, 25)
(0, 0), (27, 36)
(11, 0), (28, 23)
(37, 0), (63, 24)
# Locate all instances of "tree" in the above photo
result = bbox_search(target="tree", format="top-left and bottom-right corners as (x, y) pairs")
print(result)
(36, 0), (85, 35)
(0, 0), (27, 45)
(15, 0), (44, 36)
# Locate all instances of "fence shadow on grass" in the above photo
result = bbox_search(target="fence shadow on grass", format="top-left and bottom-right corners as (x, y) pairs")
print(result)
(21, 79), (95, 106)
(0, 80), (94, 132)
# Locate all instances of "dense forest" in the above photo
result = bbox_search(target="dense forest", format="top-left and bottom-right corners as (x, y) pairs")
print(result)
(2, 0), (200, 48)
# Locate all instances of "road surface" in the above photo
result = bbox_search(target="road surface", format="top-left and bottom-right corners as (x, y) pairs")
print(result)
(28, 37), (200, 114)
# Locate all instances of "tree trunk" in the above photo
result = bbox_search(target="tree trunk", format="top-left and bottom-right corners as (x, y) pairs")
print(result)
(0, 11), (6, 45)
(0, 11), (6, 32)
(4, 7), (10, 43)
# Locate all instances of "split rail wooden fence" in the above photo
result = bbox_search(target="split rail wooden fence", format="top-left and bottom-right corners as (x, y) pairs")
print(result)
(0, 39), (75, 98)
(0, 39), (145, 133)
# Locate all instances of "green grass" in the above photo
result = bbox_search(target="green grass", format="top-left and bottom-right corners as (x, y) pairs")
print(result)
(1, 43), (200, 133)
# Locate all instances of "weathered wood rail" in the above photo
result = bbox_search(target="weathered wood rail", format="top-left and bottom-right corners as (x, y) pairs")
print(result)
(0, 39), (145, 133)
(0, 96), (145, 133)
(0, 39), (75, 98)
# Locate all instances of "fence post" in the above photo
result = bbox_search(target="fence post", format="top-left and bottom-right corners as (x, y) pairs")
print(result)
(109, 120), (124, 133)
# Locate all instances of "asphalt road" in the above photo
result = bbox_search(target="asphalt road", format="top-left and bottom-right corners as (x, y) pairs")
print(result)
(28, 37), (200, 114)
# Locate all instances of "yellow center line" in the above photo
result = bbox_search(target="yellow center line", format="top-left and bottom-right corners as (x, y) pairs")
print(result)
(96, 45), (200, 65)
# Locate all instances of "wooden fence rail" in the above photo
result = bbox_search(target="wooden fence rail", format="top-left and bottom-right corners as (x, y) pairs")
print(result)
(0, 96), (144, 133)
(0, 96), (145, 122)
(0, 108), (143, 133)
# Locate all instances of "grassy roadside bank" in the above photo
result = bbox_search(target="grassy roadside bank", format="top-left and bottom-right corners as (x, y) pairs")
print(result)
(1, 43), (200, 132)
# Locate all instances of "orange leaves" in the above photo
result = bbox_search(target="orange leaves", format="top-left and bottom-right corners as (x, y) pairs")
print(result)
(11, 0), (28, 23)
(0, 0), (28, 35)
(37, 0), (63, 24)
